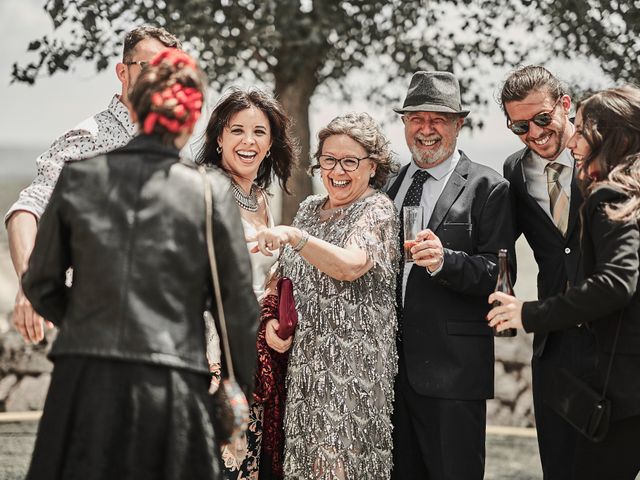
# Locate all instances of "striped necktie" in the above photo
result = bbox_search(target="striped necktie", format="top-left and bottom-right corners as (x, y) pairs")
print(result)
(545, 162), (569, 236)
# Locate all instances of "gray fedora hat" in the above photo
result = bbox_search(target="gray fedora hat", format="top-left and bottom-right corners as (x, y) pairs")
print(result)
(394, 71), (470, 117)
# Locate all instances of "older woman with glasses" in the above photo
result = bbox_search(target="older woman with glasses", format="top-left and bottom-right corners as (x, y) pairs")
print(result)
(252, 112), (399, 479)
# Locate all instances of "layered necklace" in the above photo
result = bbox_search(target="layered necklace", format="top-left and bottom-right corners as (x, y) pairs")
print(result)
(231, 180), (259, 212)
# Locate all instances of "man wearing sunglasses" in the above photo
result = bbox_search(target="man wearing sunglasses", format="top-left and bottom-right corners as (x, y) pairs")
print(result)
(5, 25), (180, 344)
(501, 65), (594, 480)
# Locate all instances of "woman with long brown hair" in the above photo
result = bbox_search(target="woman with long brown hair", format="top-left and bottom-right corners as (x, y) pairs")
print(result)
(196, 88), (297, 479)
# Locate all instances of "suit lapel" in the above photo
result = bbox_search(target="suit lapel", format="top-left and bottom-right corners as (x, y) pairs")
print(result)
(510, 150), (528, 198)
(386, 164), (409, 200)
(427, 152), (469, 232)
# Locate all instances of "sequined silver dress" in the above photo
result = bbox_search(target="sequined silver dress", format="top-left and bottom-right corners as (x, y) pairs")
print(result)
(280, 191), (399, 480)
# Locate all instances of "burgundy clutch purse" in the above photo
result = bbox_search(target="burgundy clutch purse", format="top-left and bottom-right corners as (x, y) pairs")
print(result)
(276, 277), (298, 339)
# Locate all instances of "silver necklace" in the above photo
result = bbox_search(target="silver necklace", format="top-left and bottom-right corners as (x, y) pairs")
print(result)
(231, 181), (259, 212)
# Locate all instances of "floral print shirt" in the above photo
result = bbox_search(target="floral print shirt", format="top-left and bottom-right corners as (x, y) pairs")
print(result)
(5, 95), (136, 223)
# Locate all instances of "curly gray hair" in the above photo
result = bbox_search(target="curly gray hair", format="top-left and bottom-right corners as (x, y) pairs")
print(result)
(311, 112), (398, 189)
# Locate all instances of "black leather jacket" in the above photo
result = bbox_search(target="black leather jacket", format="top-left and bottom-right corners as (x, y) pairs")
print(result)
(22, 135), (259, 391)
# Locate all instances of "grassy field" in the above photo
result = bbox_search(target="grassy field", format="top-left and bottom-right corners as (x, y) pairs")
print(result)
(0, 419), (543, 480)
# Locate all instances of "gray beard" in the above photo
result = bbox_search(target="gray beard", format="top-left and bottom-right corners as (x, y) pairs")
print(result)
(410, 145), (449, 168)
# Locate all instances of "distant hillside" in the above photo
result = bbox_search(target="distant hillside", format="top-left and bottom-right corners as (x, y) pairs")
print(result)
(0, 146), (45, 179)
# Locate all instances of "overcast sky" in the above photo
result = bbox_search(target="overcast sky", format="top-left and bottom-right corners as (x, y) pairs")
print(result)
(1, 0), (615, 176)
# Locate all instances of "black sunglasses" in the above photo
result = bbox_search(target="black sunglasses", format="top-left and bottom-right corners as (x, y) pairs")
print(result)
(507, 97), (562, 135)
(318, 155), (369, 172)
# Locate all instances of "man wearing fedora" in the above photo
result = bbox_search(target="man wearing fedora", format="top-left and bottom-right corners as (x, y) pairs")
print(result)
(386, 71), (514, 479)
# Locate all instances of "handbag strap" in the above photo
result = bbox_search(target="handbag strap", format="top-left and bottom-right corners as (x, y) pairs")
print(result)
(600, 309), (624, 400)
(199, 166), (236, 381)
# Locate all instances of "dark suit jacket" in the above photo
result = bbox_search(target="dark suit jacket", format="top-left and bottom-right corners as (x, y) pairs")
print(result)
(503, 147), (584, 356)
(387, 151), (514, 400)
(522, 186), (640, 420)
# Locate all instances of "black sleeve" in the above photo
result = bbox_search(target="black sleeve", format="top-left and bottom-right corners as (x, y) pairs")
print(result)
(21, 166), (72, 325)
(438, 179), (516, 296)
(503, 160), (523, 242)
(523, 193), (639, 333)
(502, 161), (521, 283)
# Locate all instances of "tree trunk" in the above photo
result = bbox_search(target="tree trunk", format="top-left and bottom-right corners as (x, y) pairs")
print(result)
(274, 69), (317, 225)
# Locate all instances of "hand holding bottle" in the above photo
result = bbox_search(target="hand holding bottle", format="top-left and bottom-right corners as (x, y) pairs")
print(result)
(490, 249), (518, 337)
(487, 291), (524, 332)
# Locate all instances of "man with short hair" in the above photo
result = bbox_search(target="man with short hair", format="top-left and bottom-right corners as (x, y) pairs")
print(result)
(388, 71), (514, 480)
(501, 65), (595, 480)
(6, 25), (181, 343)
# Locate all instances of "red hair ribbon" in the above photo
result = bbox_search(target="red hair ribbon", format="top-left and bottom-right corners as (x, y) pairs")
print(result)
(150, 48), (197, 69)
(142, 49), (204, 135)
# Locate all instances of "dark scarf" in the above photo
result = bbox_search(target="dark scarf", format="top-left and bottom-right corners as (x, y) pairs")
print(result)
(254, 294), (289, 479)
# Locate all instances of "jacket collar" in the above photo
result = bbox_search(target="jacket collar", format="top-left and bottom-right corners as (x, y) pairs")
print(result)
(387, 150), (470, 232)
(427, 151), (469, 232)
(118, 133), (181, 158)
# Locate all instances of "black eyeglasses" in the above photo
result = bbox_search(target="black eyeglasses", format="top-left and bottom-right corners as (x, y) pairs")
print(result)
(318, 155), (369, 172)
(124, 60), (149, 68)
(507, 97), (562, 135)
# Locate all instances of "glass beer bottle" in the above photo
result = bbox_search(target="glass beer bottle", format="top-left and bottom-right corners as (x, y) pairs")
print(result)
(493, 248), (517, 337)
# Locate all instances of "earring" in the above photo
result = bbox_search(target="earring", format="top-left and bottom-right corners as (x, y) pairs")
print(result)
(370, 171), (375, 178)
(266, 150), (271, 158)
(216, 146), (222, 154)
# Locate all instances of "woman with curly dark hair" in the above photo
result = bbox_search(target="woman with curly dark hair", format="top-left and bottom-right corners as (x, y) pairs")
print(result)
(21, 49), (259, 480)
(197, 88), (297, 300)
(488, 85), (640, 479)
(197, 88), (297, 479)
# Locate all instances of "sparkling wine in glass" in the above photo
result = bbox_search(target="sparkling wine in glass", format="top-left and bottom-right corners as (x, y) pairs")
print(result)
(403, 206), (423, 263)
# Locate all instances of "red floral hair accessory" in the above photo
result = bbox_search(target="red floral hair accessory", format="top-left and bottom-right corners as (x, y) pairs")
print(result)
(143, 48), (203, 135)
(150, 48), (197, 69)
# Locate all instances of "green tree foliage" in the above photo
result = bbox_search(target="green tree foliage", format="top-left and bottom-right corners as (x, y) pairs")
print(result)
(531, 0), (640, 84)
(12, 0), (639, 221)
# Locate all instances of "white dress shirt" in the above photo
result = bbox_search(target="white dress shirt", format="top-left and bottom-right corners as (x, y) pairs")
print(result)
(522, 148), (574, 220)
(394, 150), (461, 304)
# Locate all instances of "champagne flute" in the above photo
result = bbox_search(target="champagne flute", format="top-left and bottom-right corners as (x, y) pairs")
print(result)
(403, 206), (423, 262)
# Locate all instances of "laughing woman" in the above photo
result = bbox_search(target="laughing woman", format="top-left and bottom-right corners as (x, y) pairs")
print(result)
(488, 85), (640, 480)
(253, 112), (400, 479)
(197, 88), (297, 479)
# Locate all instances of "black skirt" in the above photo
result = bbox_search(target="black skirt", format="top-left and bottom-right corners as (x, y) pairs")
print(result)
(26, 356), (221, 480)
